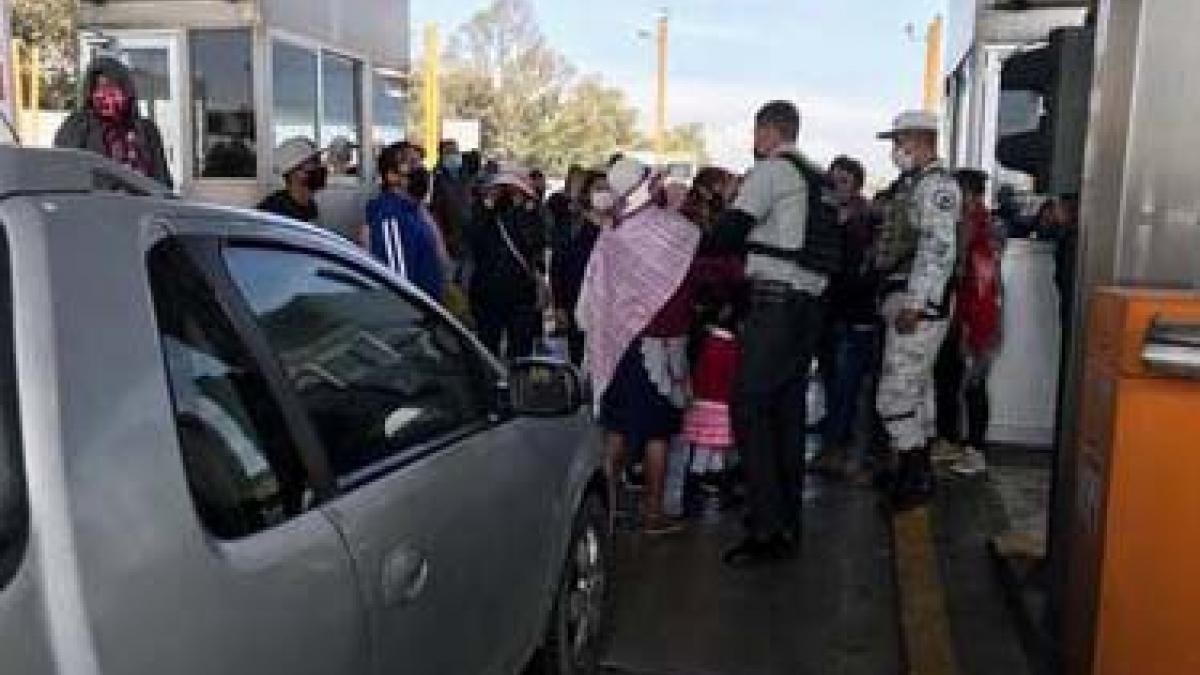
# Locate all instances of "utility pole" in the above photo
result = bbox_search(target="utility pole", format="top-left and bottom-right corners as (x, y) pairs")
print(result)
(422, 23), (440, 169)
(923, 15), (944, 113)
(654, 10), (668, 162)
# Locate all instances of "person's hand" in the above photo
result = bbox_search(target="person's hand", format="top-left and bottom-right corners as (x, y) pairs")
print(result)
(896, 308), (921, 335)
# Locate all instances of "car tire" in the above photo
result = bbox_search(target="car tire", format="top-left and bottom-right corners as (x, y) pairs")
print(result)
(535, 494), (613, 675)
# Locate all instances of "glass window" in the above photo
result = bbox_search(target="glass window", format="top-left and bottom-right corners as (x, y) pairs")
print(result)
(191, 30), (257, 179)
(125, 49), (171, 126)
(149, 241), (311, 539)
(223, 247), (490, 481)
(272, 41), (319, 149)
(321, 52), (362, 177)
(373, 72), (407, 148)
(0, 231), (25, 588)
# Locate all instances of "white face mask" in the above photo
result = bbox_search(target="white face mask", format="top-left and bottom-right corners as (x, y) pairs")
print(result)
(892, 146), (917, 173)
(590, 190), (616, 213)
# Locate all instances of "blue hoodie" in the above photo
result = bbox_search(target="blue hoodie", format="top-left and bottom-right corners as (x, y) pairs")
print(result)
(366, 192), (445, 302)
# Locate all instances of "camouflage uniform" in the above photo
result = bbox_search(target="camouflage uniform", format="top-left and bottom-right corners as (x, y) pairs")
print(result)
(875, 161), (961, 454)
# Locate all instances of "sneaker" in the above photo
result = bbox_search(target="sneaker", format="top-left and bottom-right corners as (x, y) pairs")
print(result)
(950, 446), (988, 477)
(931, 439), (964, 464)
(642, 515), (686, 537)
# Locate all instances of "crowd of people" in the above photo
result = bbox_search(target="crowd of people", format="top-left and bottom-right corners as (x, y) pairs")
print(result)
(245, 101), (1023, 565)
(50, 57), (1079, 569)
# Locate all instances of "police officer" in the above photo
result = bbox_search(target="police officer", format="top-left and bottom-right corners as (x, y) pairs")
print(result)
(874, 110), (962, 510)
(711, 101), (831, 565)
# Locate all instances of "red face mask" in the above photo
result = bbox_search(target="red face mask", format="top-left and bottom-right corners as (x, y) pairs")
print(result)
(91, 84), (129, 120)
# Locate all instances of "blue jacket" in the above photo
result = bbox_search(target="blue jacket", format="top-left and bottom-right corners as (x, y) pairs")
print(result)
(366, 192), (444, 302)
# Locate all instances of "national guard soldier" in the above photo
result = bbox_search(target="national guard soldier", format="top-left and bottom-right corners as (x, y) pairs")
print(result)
(874, 110), (962, 510)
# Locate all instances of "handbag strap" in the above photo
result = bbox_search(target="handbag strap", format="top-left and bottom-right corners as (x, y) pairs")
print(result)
(498, 215), (538, 281)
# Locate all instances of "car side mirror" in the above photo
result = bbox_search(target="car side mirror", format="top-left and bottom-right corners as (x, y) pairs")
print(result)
(507, 357), (585, 418)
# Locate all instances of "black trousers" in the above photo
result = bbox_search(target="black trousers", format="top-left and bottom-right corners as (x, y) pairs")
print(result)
(732, 286), (825, 540)
(475, 302), (540, 360)
(934, 323), (991, 448)
(934, 322), (964, 442)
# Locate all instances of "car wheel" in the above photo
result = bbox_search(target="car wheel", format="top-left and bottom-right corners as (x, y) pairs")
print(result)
(536, 494), (612, 675)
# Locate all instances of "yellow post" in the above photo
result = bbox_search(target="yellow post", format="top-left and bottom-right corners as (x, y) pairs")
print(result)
(10, 40), (23, 141)
(422, 23), (440, 169)
(655, 11), (668, 162)
(28, 43), (38, 141)
(923, 15), (944, 113)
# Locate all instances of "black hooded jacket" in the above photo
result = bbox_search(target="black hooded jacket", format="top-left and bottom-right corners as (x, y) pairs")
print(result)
(53, 57), (173, 188)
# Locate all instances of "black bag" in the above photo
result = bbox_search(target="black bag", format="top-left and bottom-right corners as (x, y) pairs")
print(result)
(745, 153), (845, 276)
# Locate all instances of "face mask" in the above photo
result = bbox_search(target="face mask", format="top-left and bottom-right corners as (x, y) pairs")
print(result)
(892, 147), (917, 173)
(590, 190), (616, 213)
(305, 166), (329, 192)
(91, 84), (129, 120)
(443, 153), (463, 172)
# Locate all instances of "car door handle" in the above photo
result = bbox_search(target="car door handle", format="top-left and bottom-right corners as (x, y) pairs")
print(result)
(381, 545), (430, 607)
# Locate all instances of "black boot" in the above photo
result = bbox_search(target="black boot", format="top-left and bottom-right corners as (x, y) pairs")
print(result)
(892, 447), (934, 511)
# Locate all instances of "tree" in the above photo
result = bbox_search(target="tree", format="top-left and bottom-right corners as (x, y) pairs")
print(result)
(12, 0), (78, 109)
(411, 0), (706, 174)
(636, 122), (710, 164)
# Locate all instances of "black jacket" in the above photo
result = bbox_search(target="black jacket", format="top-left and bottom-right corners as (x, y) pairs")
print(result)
(467, 202), (546, 309)
(53, 57), (174, 189)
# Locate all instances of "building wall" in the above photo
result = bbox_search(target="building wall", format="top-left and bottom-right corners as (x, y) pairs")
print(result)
(262, 0), (409, 69)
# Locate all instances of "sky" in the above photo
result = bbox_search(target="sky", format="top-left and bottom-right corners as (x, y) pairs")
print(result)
(412, 0), (946, 181)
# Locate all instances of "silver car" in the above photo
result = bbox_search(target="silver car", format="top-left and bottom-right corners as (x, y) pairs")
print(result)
(0, 148), (611, 675)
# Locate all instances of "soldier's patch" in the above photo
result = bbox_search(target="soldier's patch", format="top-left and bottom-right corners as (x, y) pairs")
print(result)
(932, 189), (958, 212)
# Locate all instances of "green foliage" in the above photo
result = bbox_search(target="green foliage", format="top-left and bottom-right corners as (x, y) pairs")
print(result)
(12, 0), (78, 109)
(413, 0), (706, 175)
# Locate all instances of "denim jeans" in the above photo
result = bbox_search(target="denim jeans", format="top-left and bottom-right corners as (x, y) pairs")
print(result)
(822, 322), (880, 449)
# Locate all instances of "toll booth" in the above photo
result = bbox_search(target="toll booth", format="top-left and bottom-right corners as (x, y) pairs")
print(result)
(75, 0), (412, 207)
(1058, 0), (1200, 672)
(941, 0), (1089, 447)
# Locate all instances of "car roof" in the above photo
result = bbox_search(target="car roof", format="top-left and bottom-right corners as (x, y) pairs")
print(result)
(0, 145), (359, 255)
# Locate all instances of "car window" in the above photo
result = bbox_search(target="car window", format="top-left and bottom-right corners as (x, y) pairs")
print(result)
(0, 229), (25, 587)
(149, 240), (312, 539)
(223, 246), (491, 481)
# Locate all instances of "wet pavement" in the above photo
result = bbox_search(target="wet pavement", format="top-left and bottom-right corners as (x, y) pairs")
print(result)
(603, 480), (900, 675)
(600, 446), (1049, 675)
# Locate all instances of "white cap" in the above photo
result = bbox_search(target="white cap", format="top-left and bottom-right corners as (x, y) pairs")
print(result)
(325, 136), (357, 166)
(607, 156), (653, 198)
(486, 165), (536, 197)
(273, 137), (320, 176)
(878, 110), (940, 139)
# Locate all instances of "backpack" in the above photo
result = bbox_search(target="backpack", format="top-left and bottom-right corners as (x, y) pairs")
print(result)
(745, 153), (845, 277)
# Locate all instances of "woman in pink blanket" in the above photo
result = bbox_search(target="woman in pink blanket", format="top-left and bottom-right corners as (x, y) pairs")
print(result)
(576, 158), (737, 535)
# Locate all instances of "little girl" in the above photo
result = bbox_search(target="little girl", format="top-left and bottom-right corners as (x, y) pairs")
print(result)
(682, 316), (740, 508)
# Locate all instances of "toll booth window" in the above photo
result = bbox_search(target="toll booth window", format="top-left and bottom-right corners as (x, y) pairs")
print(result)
(373, 73), (407, 148)
(190, 30), (257, 179)
(321, 52), (363, 179)
(273, 41), (319, 148)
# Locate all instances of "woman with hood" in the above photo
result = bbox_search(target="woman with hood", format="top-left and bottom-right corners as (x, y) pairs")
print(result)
(54, 56), (173, 188)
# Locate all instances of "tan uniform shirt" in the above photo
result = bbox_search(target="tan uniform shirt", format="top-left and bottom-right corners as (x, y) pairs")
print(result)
(733, 144), (829, 295)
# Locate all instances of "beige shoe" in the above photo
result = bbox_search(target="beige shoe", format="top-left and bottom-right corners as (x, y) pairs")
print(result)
(931, 439), (964, 464)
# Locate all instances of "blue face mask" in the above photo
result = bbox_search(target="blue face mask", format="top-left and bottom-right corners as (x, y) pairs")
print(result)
(442, 153), (463, 172)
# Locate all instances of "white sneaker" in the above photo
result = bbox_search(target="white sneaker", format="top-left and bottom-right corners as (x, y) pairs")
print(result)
(950, 446), (988, 477)
(931, 439), (964, 464)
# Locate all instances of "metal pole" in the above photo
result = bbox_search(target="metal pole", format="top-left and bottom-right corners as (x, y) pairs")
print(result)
(422, 23), (440, 169)
(11, 39), (23, 142)
(923, 15), (944, 113)
(655, 11), (668, 162)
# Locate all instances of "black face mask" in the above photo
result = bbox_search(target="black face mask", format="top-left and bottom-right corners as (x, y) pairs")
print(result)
(305, 166), (329, 192)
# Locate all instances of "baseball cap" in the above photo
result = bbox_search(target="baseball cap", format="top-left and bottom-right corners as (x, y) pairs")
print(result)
(273, 137), (320, 176)
(878, 110), (941, 139)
